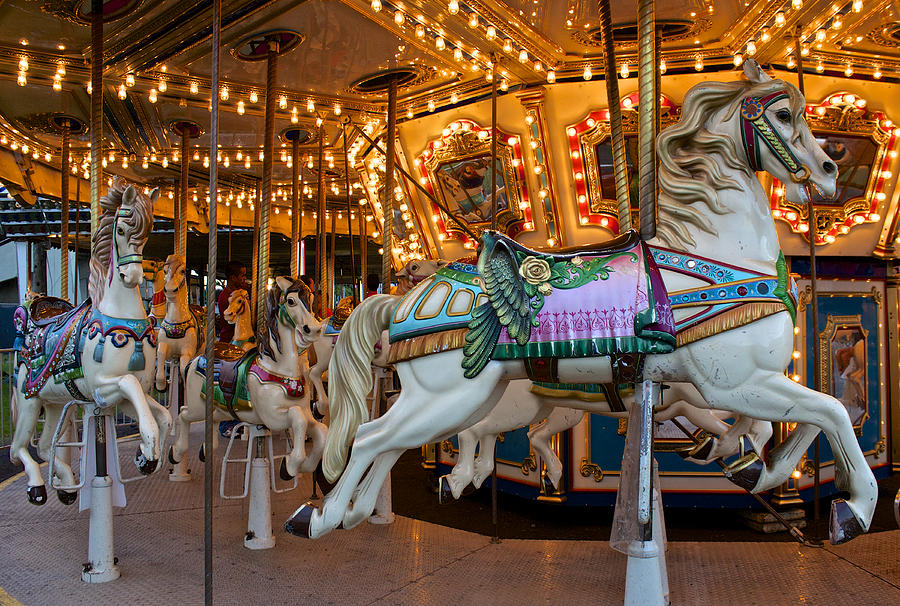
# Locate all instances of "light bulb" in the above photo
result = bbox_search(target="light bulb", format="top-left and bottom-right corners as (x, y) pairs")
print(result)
(519, 49), (528, 63)
(620, 63), (630, 78)
(125, 73), (135, 87)
(469, 14), (478, 28)
(220, 86), (228, 101)
(118, 84), (127, 99)
(852, 0), (863, 11)
(546, 70), (556, 83)
(659, 59), (667, 73)
(816, 28), (826, 42)
(694, 56), (703, 71)
(844, 63), (853, 77)
(158, 78), (167, 92)
(371, 0), (381, 12)
(435, 36), (445, 50)
(486, 26), (496, 40)
(874, 67), (882, 79)
(733, 53), (743, 67)
(448, 0), (459, 15)
(583, 65), (592, 80)
(415, 24), (425, 38)
(746, 40), (757, 56)
(775, 11), (786, 26)
(190, 81), (199, 94)
(148, 88), (157, 103)
(394, 10), (404, 25)
(237, 100), (245, 114)
(249, 90), (258, 103)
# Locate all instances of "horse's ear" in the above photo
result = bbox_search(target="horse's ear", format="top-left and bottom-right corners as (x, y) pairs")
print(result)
(122, 184), (136, 205)
(149, 187), (160, 204)
(275, 276), (292, 293)
(743, 59), (771, 84)
(437, 259), (449, 268)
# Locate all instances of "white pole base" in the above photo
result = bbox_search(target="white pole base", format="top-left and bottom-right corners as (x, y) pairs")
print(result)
(82, 475), (120, 583)
(624, 540), (665, 606)
(368, 473), (395, 525)
(244, 457), (275, 550)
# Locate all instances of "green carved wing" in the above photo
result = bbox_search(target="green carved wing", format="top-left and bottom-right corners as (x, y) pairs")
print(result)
(462, 232), (531, 378)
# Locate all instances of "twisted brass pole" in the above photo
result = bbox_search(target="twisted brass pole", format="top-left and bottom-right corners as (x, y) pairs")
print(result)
(257, 39), (278, 329)
(490, 60), (498, 232)
(60, 120), (70, 301)
(598, 0), (631, 231)
(343, 124), (357, 301)
(179, 128), (188, 259)
(383, 80), (397, 291)
(291, 135), (301, 277)
(637, 0), (657, 240)
(89, 0), (102, 233)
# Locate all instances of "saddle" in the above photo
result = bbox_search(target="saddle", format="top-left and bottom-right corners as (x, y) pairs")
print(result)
(196, 344), (255, 418)
(530, 229), (641, 261)
(29, 296), (75, 326)
(329, 297), (356, 331)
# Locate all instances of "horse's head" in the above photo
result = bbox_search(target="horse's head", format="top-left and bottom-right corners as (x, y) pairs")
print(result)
(162, 254), (187, 300)
(259, 276), (322, 362)
(224, 288), (249, 325)
(733, 60), (837, 202)
(113, 184), (158, 289)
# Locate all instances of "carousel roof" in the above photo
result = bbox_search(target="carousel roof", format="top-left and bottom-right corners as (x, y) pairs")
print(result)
(0, 0), (898, 258)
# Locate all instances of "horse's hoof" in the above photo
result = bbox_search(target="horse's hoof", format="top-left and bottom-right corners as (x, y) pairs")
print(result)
(279, 459), (294, 481)
(894, 489), (900, 529)
(27, 485), (47, 506)
(198, 444), (206, 463)
(284, 502), (315, 538)
(829, 499), (865, 545)
(540, 471), (556, 494)
(313, 462), (337, 495)
(723, 452), (762, 491)
(679, 434), (714, 461)
(438, 475), (454, 504)
(168, 445), (179, 465)
(310, 400), (325, 422)
(57, 489), (78, 505)
(134, 447), (159, 475)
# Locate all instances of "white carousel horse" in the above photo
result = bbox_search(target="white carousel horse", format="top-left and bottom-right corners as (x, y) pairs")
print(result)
(170, 277), (327, 479)
(10, 179), (171, 505)
(287, 61), (875, 545)
(442, 380), (773, 500)
(306, 259), (448, 411)
(154, 255), (205, 391)
(223, 288), (254, 351)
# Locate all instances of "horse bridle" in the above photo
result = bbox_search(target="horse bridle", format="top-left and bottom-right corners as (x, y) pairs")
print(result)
(740, 92), (811, 184)
(112, 207), (144, 268)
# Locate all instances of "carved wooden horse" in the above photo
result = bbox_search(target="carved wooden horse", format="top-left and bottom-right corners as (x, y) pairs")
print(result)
(154, 254), (205, 391)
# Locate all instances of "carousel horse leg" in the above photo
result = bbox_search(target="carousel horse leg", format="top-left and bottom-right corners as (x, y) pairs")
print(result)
(298, 415), (328, 475)
(9, 388), (48, 505)
(528, 407), (585, 492)
(155, 341), (170, 392)
(117, 374), (166, 473)
(344, 450), (404, 529)
(167, 363), (191, 481)
(695, 374), (877, 544)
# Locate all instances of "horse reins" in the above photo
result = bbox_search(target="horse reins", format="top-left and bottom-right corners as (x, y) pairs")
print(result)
(108, 207), (144, 286)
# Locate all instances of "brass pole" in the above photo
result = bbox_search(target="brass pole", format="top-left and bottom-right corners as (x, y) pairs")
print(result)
(257, 39), (278, 329)
(598, 0), (631, 231)
(251, 182), (260, 322)
(179, 129), (189, 259)
(637, 0), (657, 240)
(329, 210), (337, 305)
(204, 2), (221, 603)
(490, 60), (498, 232)
(343, 124), (357, 301)
(316, 124), (327, 314)
(794, 25), (822, 522)
(60, 121), (70, 301)
(89, 0), (102, 233)
(291, 135), (301, 277)
(358, 206), (367, 295)
(74, 175), (80, 299)
(383, 80), (397, 290)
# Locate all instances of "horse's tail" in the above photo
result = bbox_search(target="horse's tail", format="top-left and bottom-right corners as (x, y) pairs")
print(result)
(322, 294), (398, 482)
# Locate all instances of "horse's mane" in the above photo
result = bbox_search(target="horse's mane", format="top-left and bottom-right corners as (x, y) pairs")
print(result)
(258, 277), (313, 362)
(88, 178), (155, 301)
(656, 75), (805, 248)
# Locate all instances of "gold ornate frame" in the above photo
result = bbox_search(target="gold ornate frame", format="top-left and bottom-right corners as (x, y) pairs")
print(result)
(566, 93), (680, 231)
(416, 119), (532, 244)
(819, 314), (870, 434)
(770, 92), (896, 243)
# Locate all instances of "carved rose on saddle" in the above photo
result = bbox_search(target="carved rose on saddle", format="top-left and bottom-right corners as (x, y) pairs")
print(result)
(519, 256), (552, 285)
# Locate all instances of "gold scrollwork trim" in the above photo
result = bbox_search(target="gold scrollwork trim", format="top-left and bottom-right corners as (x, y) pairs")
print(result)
(579, 458), (604, 482)
(521, 454), (537, 475)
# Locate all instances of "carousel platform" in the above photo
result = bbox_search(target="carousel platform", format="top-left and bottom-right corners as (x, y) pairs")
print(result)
(1, 429), (898, 606)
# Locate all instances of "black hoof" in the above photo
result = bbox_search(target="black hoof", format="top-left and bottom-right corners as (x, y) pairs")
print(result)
(723, 453), (763, 491)
(134, 447), (159, 475)
(57, 489), (78, 505)
(284, 502), (315, 538)
(438, 475), (454, 504)
(540, 471), (556, 494)
(310, 400), (325, 422)
(198, 444), (206, 463)
(27, 485), (47, 506)
(894, 489), (900, 530)
(313, 462), (337, 495)
(829, 499), (865, 545)
(279, 459), (294, 481)
(168, 445), (179, 465)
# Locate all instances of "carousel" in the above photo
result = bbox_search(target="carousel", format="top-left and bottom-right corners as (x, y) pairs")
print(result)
(0, 0), (898, 604)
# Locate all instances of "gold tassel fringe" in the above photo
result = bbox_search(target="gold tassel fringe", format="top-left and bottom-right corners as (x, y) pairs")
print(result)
(387, 328), (468, 364)
(676, 302), (785, 347)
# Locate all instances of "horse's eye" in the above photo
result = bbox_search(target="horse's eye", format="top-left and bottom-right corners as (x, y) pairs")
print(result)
(116, 227), (125, 235)
(288, 298), (296, 306)
(412, 264), (418, 271)
(776, 109), (791, 123)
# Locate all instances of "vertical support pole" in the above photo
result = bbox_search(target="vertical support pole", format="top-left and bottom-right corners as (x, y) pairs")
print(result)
(257, 39), (278, 330)
(251, 183), (260, 322)
(383, 80), (397, 291)
(316, 126), (327, 314)
(83, 412), (119, 583)
(343, 124), (357, 301)
(358, 204), (367, 298)
(598, 0), (631, 231)
(203, 1), (222, 601)
(637, 0), (657, 240)
(291, 135), (301, 277)
(794, 26), (822, 521)
(89, 0), (102, 233)
(74, 175), (80, 300)
(179, 129), (189, 259)
(490, 59), (498, 232)
(60, 120), (70, 301)
(329, 210), (337, 305)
